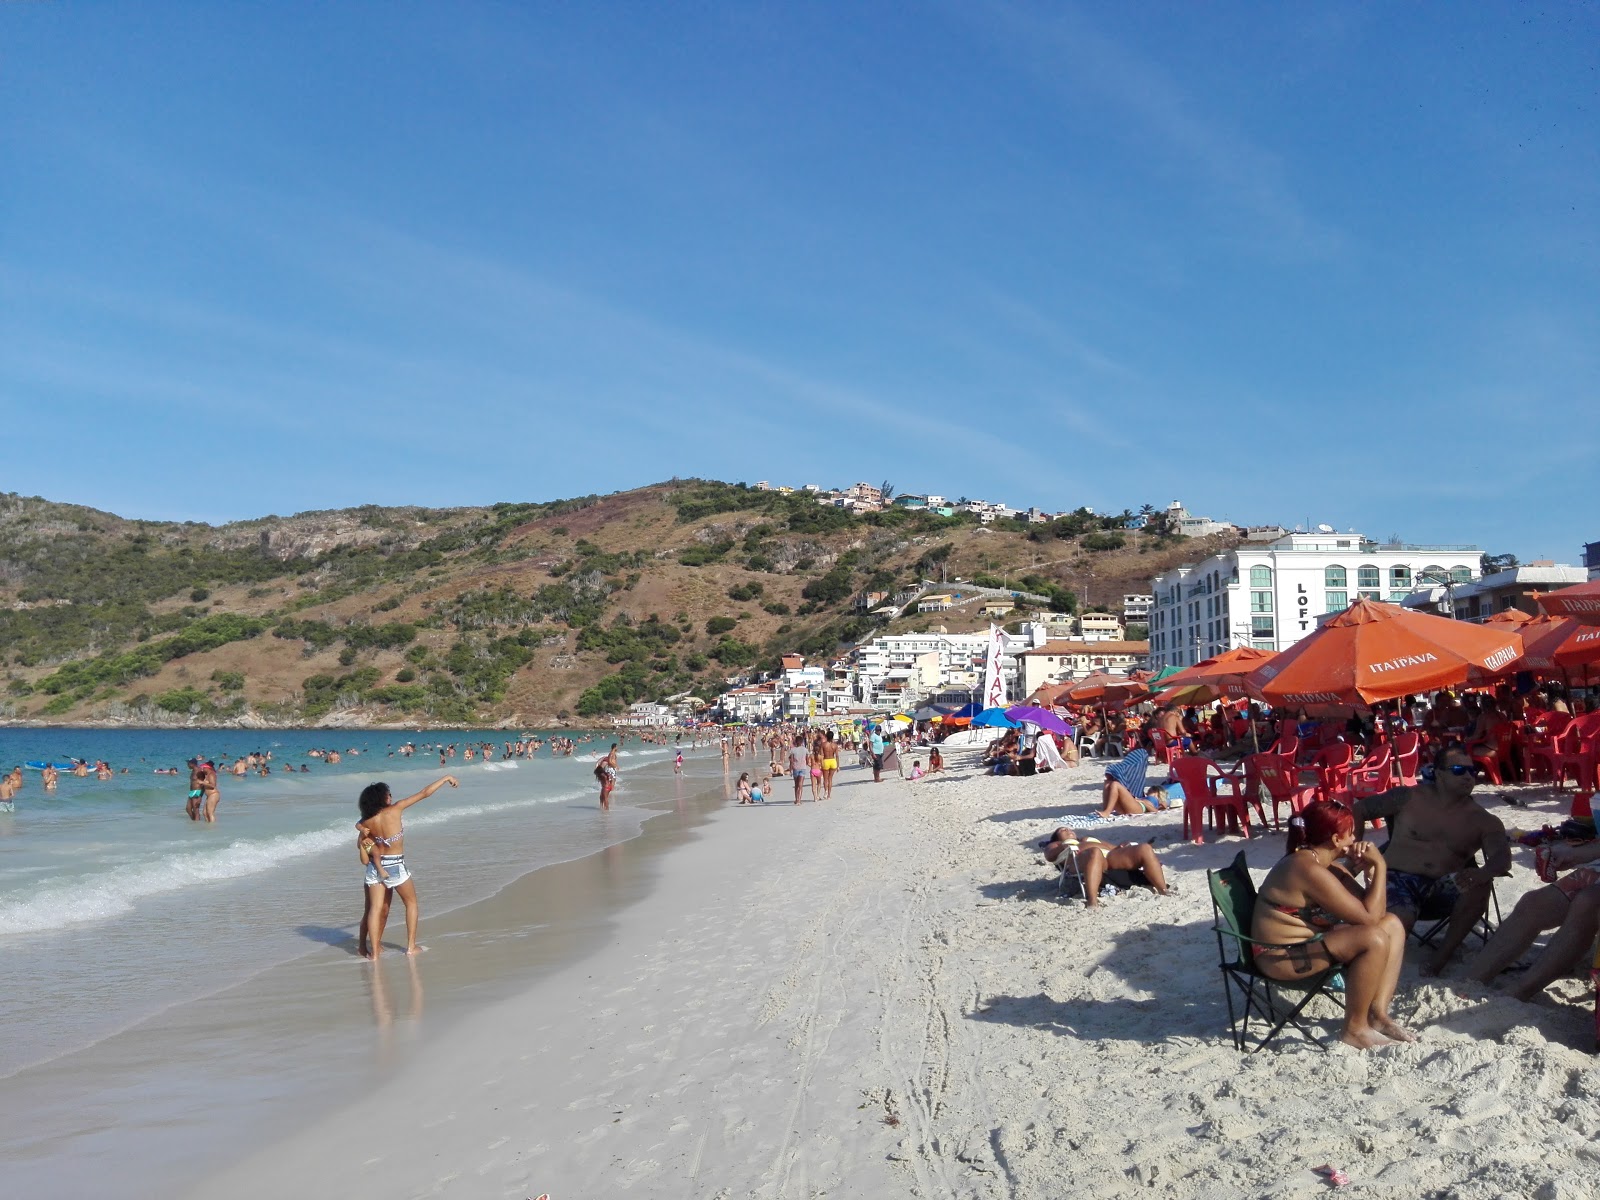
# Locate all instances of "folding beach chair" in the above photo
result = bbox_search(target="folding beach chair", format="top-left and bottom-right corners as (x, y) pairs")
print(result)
(1054, 837), (1155, 901)
(1208, 852), (1343, 1053)
(1405, 859), (1503, 956)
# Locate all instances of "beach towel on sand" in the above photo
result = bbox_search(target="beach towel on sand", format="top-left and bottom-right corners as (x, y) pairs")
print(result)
(1064, 813), (1133, 830)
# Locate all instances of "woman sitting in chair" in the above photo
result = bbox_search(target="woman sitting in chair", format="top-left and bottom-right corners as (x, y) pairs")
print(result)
(1251, 800), (1416, 1050)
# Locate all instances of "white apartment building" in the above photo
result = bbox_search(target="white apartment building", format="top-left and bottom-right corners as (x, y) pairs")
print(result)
(1077, 613), (1125, 642)
(618, 702), (673, 727)
(1147, 532), (1481, 670)
(1017, 640), (1151, 696)
(850, 631), (1014, 709)
(1164, 500), (1235, 539)
(1122, 594), (1153, 622)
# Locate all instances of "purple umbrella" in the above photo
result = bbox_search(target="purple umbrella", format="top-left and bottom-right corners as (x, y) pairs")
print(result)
(1005, 705), (1069, 735)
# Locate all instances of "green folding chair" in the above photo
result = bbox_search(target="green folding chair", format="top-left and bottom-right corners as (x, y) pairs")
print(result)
(1208, 851), (1344, 1053)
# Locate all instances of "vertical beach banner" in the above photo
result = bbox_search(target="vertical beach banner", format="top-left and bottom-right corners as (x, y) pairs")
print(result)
(983, 623), (1006, 708)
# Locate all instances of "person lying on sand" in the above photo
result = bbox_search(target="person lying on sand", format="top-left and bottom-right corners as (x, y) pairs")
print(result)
(1095, 750), (1158, 815)
(1252, 801), (1416, 1050)
(1039, 829), (1169, 908)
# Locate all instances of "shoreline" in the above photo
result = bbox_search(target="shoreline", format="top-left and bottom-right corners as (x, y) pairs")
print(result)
(190, 748), (1600, 1200)
(1, 753), (731, 1198)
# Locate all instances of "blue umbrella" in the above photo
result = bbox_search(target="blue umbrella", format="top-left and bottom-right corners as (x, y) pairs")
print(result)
(971, 707), (1019, 729)
(949, 702), (981, 719)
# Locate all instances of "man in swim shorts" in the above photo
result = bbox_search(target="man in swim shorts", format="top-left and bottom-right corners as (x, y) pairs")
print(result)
(1353, 745), (1510, 976)
(185, 758), (205, 820)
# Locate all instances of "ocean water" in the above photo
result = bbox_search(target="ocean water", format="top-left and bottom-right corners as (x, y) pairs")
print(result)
(0, 726), (691, 1079)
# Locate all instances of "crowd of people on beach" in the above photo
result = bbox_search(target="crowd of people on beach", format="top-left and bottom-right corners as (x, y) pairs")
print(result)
(1004, 680), (1600, 1050)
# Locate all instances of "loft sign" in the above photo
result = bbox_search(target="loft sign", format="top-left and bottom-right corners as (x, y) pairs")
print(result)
(1297, 583), (1310, 631)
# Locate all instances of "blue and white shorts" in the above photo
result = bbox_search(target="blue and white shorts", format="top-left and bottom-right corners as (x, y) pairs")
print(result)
(365, 854), (410, 889)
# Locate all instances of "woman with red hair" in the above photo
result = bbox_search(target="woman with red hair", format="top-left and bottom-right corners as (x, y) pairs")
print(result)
(1251, 800), (1416, 1049)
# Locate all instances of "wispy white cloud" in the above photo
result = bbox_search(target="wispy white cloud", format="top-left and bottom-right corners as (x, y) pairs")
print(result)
(961, 1), (1345, 261)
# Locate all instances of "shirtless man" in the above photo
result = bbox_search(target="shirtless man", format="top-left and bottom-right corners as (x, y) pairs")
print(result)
(1155, 705), (1184, 743)
(42, 764), (58, 792)
(1353, 745), (1509, 976)
(186, 758), (205, 819)
(72, 760), (89, 778)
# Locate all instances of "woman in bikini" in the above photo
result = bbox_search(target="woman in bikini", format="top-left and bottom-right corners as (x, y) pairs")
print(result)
(1040, 829), (1170, 908)
(819, 730), (840, 800)
(1095, 749), (1161, 816)
(1251, 800), (1415, 1050)
(355, 774), (458, 960)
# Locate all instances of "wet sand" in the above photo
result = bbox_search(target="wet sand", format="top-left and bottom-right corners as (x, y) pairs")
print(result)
(2, 760), (732, 1198)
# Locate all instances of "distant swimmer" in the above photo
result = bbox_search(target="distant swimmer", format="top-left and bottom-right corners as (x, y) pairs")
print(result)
(42, 764), (58, 792)
(0, 767), (18, 809)
(72, 761), (89, 778)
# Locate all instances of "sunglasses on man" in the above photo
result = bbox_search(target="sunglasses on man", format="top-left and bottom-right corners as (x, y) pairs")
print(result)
(1422, 762), (1483, 780)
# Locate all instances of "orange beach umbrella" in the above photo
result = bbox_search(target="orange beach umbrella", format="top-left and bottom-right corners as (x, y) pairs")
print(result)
(1153, 646), (1279, 705)
(1539, 580), (1600, 626)
(1062, 671), (1148, 705)
(1483, 608), (1538, 630)
(1243, 598), (1524, 708)
(1514, 615), (1600, 673)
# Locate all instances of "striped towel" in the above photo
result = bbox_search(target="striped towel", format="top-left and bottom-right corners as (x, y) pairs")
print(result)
(1104, 749), (1150, 799)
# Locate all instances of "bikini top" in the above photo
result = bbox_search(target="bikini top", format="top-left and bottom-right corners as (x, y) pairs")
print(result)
(1269, 900), (1338, 931)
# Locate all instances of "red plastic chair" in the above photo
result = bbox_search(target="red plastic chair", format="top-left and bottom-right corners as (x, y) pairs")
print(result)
(1470, 725), (1519, 785)
(1525, 713), (1575, 784)
(1310, 742), (1355, 806)
(1528, 717), (1586, 790)
(1347, 745), (1393, 802)
(1249, 753), (1317, 830)
(1269, 731), (1300, 763)
(1147, 729), (1181, 767)
(1172, 756), (1257, 843)
(1391, 731), (1421, 787)
(1550, 715), (1600, 792)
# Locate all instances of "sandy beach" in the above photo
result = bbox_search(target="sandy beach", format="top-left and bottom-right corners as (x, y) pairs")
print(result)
(176, 745), (1600, 1200)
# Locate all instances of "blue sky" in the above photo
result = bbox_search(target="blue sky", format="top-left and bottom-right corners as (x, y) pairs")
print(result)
(2, 3), (1595, 561)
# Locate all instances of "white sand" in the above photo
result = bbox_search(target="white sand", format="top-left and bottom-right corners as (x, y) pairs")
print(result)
(197, 750), (1600, 1199)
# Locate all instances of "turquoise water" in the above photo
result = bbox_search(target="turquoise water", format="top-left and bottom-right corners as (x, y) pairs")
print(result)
(0, 726), (685, 1078)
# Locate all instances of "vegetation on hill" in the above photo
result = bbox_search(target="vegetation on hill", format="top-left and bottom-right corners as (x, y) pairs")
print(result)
(0, 482), (1231, 726)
